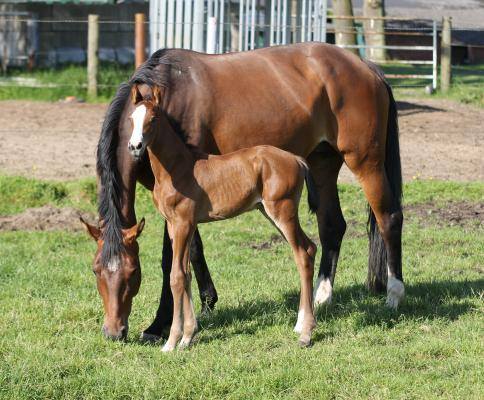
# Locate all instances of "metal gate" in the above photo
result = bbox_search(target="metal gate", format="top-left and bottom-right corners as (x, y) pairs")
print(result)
(149, 0), (328, 54)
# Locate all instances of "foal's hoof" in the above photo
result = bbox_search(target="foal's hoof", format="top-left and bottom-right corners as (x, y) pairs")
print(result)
(178, 334), (197, 350)
(162, 342), (176, 352)
(139, 332), (162, 343)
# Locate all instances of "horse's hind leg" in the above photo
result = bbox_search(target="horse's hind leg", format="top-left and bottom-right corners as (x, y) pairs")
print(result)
(262, 199), (316, 346)
(307, 145), (346, 306)
(346, 158), (404, 309)
(190, 230), (218, 314)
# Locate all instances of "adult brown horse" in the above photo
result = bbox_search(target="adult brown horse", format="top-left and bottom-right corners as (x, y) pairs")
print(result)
(88, 42), (403, 341)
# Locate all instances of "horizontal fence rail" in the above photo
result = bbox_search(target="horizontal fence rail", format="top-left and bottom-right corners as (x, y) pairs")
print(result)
(1, 6), (471, 91)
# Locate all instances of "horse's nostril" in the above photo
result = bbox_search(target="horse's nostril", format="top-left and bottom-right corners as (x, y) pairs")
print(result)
(128, 142), (134, 151)
(120, 327), (127, 339)
(136, 142), (142, 150)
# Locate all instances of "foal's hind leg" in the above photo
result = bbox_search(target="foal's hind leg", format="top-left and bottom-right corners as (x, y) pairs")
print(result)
(262, 200), (316, 346)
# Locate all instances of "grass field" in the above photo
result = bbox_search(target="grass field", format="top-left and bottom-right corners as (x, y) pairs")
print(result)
(1, 63), (483, 107)
(0, 175), (482, 399)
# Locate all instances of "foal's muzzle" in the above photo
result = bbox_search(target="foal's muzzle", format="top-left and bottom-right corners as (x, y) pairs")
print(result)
(128, 141), (145, 160)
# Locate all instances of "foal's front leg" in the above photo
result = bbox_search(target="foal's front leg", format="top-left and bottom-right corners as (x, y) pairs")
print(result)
(162, 222), (196, 352)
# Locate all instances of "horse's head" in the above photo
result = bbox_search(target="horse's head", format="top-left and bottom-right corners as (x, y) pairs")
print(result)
(127, 85), (161, 160)
(80, 217), (145, 341)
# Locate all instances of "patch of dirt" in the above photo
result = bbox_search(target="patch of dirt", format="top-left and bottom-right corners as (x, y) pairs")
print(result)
(0, 98), (482, 182)
(404, 201), (484, 228)
(0, 205), (95, 232)
(249, 234), (284, 250)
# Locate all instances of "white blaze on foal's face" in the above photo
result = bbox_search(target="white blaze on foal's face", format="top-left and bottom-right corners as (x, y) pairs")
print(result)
(129, 103), (147, 150)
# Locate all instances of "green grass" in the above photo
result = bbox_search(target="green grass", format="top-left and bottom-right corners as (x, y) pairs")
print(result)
(0, 176), (483, 399)
(384, 64), (484, 107)
(1, 63), (483, 107)
(0, 64), (132, 103)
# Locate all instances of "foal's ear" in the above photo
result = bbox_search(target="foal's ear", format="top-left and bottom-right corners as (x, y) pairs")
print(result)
(80, 216), (101, 241)
(131, 85), (143, 104)
(124, 218), (145, 243)
(152, 86), (162, 106)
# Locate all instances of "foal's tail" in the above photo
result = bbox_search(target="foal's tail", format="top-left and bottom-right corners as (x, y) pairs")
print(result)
(297, 158), (319, 214)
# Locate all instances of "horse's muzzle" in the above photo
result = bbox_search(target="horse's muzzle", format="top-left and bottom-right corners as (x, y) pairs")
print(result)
(102, 325), (128, 341)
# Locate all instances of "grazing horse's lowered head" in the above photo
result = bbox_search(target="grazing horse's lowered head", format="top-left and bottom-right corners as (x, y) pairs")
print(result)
(80, 217), (145, 340)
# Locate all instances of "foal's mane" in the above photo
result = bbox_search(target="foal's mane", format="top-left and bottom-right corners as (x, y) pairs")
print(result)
(97, 83), (131, 265)
(129, 48), (194, 147)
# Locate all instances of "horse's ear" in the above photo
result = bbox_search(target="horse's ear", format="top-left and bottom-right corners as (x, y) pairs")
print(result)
(124, 218), (145, 243)
(131, 85), (143, 104)
(80, 217), (101, 241)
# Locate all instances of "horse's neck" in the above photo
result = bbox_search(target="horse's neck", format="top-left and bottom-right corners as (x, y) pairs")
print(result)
(148, 120), (195, 184)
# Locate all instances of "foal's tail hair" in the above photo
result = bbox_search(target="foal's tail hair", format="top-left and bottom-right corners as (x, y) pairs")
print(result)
(297, 157), (319, 214)
(364, 60), (403, 293)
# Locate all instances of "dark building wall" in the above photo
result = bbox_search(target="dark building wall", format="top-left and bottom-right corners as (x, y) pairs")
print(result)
(0, 2), (149, 65)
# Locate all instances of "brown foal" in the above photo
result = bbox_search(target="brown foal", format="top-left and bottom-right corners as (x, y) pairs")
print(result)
(128, 96), (318, 350)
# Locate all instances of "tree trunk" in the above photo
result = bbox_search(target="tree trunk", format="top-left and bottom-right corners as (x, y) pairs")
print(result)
(363, 0), (386, 61)
(332, 0), (358, 56)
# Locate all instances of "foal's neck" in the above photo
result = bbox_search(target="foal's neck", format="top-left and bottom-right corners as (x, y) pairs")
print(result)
(148, 114), (197, 182)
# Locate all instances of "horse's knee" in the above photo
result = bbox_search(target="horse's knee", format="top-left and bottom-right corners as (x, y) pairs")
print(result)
(170, 270), (186, 291)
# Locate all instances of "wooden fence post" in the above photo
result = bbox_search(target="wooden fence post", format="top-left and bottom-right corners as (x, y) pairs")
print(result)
(441, 16), (452, 93)
(135, 13), (146, 68)
(87, 14), (99, 98)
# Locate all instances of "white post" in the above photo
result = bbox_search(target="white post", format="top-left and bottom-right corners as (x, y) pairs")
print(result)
(167, 0), (175, 47)
(276, 0), (281, 45)
(307, 0), (312, 41)
(301, 0), (306, 42)
(432, 20), (437, 90)
(244, 0), (250, 50)
(250, 0), (256, 49)
(219, 0), (225, 52)
(207, 17), (217, 53)
(149, 0), (157, 53)
(270, 0), (275, 45)
(239, 0), (244, 51)
(175, 0), (183, 48)
(193, 0), (204, 51)
(321, 0), (327, 42)
(282, 0), (287, 44)
(183, 0), (192, 49)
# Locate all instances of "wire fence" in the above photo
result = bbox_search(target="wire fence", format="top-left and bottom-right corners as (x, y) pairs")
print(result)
(0, 13), (481, 92)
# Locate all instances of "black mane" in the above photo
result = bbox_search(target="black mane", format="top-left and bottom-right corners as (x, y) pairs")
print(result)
(96, 83), (131, 265)
(129, 48), (183, 89)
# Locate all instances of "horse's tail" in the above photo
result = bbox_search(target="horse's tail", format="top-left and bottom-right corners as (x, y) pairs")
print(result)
(96, 82), (132, 265)
(366, 68), (403, 293)
(297, 157), (319, 214)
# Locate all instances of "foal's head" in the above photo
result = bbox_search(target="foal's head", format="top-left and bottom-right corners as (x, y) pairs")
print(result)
(127, 85), (161, 160)
(80, 217), (145, 340)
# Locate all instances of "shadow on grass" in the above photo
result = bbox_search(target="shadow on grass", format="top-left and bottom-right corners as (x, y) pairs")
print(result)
(192, 278), (482, 344)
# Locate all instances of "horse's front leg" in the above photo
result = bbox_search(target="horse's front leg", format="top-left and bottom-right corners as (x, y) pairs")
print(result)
(141, 223), (217, 342)
(162, 222), (195, 352)
(190, 229), (218, 314)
